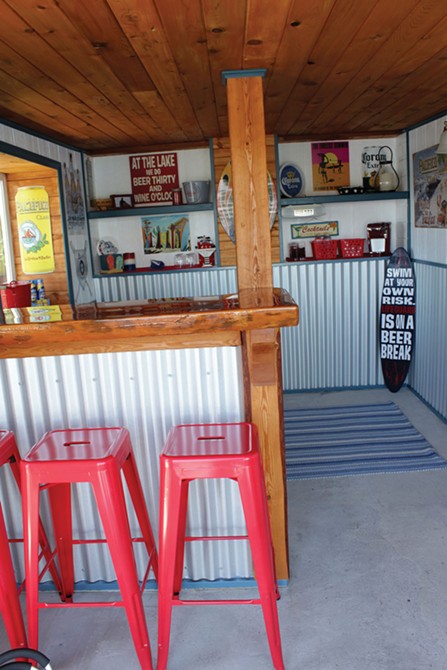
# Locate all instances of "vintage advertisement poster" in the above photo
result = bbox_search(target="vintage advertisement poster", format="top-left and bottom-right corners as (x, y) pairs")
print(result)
(413, 145), (447, 228)
(141, 214), (190, 254)
(130, 152), (179, 207)
(311, 141), (350, 191)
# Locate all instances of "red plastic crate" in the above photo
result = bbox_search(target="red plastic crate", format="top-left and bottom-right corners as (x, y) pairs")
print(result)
(312, 238), (339, 260)
(339, 238), (365, 258)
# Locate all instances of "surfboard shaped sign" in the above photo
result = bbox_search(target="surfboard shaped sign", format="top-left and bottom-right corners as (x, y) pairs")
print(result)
(380, 247), (416, 392)
(216, 161), (277, 243)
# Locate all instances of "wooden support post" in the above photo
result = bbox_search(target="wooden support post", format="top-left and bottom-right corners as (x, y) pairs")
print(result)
(225, 71), (289, 579)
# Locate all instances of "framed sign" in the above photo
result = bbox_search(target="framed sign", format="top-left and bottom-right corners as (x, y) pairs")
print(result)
(291, 220), (338, 239)
(130, 152), (179, 207)
(311, 141), (350, 191)
(413, 145), (447, 228)
(380, 247), (416, 392)
(141, 214), (190, 254)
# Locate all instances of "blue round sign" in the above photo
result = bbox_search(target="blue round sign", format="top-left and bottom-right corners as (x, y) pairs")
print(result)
(279, 163), (304, 198)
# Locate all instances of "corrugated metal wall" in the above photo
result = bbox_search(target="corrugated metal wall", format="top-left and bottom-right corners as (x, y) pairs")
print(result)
(94, 259), (387, 392)
(275, 260), (385, 390)
(409, 261), (447, 419)
(93, 266), (237, 302)
(0, 257), (390, 587)
(406, 119), (447, 423)
(0, 346), (248, 584)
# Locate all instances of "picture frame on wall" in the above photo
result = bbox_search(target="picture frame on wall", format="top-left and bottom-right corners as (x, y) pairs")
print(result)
(111, 194), (134, 209)
(413, 146), (447, 228)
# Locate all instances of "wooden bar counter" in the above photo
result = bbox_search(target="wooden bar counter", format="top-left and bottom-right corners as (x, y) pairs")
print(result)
(0, 288), (298, 580)
(0, 289), (297, 359)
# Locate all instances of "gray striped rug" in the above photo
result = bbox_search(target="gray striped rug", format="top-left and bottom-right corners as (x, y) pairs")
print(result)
(284, 402), (447, 480)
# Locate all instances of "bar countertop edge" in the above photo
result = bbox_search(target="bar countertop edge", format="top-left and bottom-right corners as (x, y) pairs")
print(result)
(0, 289), (299, 359)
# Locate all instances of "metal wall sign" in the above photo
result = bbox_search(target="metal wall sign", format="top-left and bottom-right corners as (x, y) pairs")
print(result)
(380, 247), (416, 392)
(129, 151), (179, 206)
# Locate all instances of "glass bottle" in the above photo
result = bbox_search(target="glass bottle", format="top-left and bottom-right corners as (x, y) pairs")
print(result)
(374, 146), (399, 192)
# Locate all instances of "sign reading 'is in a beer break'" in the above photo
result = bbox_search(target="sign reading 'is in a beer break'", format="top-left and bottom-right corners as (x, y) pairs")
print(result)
(129, 152), (179, 206)
(380, 247), (416, 392)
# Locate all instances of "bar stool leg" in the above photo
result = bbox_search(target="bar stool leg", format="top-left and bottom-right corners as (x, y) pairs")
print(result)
(48, 483), (74, 602)
(238, 466), (285, 670)
(0, 503), (27, 649)
(122, 454), (158, 580)
(8, 440), (66, 598)
(21, 470), (42, 650)
(157, 470), (187, 670)
(93, 463), (153, 670)
(173, 480), (189, 596)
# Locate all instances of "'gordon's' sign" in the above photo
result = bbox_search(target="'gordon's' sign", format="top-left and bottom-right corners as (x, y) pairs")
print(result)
(130, 152), (179, 206)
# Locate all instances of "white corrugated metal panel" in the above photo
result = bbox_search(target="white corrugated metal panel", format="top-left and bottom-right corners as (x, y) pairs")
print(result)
(0, 346), (252, 584)
(410, 261), (447, 420)
(93, 267), (237, 302)
(409, 119), (447, 265)
(275, 259), (386, 390)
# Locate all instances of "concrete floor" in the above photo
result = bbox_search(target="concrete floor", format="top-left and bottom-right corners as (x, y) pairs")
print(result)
(2, 387), (447, 669)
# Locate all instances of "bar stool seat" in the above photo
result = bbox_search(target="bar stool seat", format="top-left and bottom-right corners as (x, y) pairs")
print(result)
(20, 427), (158, 670)
(157, 422), (284, 670)
(0, 430), (65, 650)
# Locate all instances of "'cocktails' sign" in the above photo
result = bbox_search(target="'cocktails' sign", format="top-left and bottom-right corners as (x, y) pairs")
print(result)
(130, 152), (179, 206)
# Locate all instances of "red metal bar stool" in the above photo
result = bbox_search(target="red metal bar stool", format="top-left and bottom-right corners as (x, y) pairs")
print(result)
(0, 430), (65, 650)
(20, 427), (158, 670)
(157, 422), (284, 670)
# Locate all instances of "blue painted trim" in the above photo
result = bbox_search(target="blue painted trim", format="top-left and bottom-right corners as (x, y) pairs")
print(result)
(39, 577), (289, 592)
(88, 202), (214, 219)
(405, 109), (447, 132)
(0, 139), (76, 304)
(279, 191), (408, 206)
(406, 129), (412, 253)
(0, 140), (60, 170)
(92, 265), (222, 279)
(409, 387), (447, 425)
(221, 68), (267, 84)
(412, 258), (447, 270)
(274, 135), (285, 260)
(276, 256), (387, 266)
(208, 137), (221, 266)
(283, 383), (400, 395)
(57, 166), (75, 306)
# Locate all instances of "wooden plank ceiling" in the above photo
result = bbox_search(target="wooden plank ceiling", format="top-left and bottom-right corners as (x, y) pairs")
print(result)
(0, 0), (445, 154)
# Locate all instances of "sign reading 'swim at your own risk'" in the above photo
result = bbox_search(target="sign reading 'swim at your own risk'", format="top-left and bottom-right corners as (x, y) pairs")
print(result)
(129, 152), (179, 206)
(380, 247), (416, 392)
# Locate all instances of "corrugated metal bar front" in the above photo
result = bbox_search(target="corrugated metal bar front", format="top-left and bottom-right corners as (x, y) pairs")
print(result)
(93, 267), (237, 302)
(410, 261), (447, 420)
(93, 260), (388, 393)
(0, 346), (250, 584)
(274, 259), (386, 390)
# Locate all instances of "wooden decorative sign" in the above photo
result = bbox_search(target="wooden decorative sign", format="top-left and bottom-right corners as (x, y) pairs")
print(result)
(380, 247), (416, 392)
(129, 152), (179, 206)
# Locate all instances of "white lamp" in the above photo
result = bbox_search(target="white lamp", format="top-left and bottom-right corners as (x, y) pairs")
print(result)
(436, 121), (447, 154)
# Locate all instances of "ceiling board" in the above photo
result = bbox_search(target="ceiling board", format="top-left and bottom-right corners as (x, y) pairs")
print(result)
(0, 0), (444, 154)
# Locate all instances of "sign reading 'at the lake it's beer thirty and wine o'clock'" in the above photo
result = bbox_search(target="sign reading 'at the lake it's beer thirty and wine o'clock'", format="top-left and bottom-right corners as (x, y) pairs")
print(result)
(129, 152), (179, 207)
(380, 247), (416, 392)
